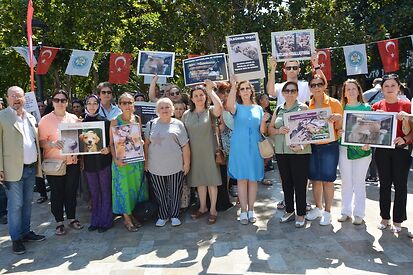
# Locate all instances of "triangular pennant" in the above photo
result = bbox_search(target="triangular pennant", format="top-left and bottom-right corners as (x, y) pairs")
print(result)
(13, 46), (37, 66)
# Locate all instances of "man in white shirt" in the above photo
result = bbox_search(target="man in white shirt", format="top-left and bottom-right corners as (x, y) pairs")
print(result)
(0, 86), (45, 255)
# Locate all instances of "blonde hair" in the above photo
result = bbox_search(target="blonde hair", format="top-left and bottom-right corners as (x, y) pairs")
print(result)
(118, 92), (134, 104)
(156, 97), (174, 116)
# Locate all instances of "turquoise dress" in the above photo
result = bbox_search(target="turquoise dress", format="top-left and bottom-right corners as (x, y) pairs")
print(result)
(228, 103), (264, 181)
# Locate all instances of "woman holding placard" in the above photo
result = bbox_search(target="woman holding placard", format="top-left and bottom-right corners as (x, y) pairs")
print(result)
(305, 74), (343, 226)
(372, 74), (413, 233)
(337, 79), (371, 226)
(110, 92), (148, 232)
(268, 81), (310, 228)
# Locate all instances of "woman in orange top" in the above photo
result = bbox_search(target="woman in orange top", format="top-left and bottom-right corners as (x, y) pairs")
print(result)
(305, 75), (343, 226)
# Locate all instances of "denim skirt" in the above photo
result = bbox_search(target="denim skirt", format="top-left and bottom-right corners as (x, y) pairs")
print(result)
(309, 141), (339, 182)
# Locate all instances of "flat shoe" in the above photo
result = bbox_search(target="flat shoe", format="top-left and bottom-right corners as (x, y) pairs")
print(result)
(208, 214), (217, 225)
(261, 179), (273, 186)
(36, 197), (48, 204)
(239, 212), (248, 225)
(69, 220), (84, 230)
(280, 212), (295, 223)
(191, 210), (208, 220)
(391, 226), (402, 233)
(124, 223), (138, 232)
(377, 222), (390, 230)
(295, 219), (305, 228)
(55, 225), (66, 236)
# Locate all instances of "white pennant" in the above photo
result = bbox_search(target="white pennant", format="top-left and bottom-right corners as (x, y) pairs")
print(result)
(13, 46), (37, 66)
(65, 50), (95, 77)
(343, 44), (368, 76)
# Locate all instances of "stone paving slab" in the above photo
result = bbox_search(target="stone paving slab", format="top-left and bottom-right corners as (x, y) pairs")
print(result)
(1, 167), (413, 274)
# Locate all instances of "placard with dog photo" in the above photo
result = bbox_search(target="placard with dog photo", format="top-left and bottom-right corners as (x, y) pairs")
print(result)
(226, 32), (265, 81)
(342, 111), (397, 149)
(271, 29), (315, 61)
(111, 123), (144, 163)
(284, 108), (335, 145)
(137, 50), (175, 77)
(182, 53), (229, 86)
(59, 121), (106, 155)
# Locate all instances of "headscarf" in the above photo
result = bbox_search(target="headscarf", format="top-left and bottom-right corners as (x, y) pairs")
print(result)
(84, 94), (100, 117)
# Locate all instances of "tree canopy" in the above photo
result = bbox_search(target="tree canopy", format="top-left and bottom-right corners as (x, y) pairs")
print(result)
(0, 0), (412, 100)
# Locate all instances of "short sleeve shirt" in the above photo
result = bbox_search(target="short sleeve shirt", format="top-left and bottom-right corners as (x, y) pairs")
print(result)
(145, 118), (189, 176)
(275, 81), (311, 107)
(372, 99), (411, 139)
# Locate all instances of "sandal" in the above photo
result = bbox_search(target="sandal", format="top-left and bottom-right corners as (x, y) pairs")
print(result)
(55, 224), (66, 236)
(306, 203), (312, 212)
(124, 222), (138, 232)
(191, 210), (208, 220)
(208, 214), (217, 225)
(69, 220), (84, 230)
(36, 197), (48, 204)
(261, 179), (273, 186)
(277, 200), (285, 210)
(377, 221), (390, 230)
(391, 226), (402, 233)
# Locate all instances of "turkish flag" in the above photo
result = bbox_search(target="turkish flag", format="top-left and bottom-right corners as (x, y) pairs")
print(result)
(316, 49), (332, 81)
(378, 39), (399, 73)
(36, 47), (59, 75)
(109, 53), (132, 84)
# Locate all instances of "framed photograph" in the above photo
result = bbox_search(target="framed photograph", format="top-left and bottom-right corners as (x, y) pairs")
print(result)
(226, 32), (265, 81)
(134, 102), (157, 129)
(284, 108), (334, 145)
(137, 50), (175, 77)
(271, 29), (315, 61)
(182, 53), (229, 86)
(342, 111), (397, 149)
(59, 121), (106, 155)
(111, 123), (144, 163)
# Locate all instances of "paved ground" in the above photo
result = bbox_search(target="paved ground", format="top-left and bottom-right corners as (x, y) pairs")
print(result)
(1, 165), (413, 275)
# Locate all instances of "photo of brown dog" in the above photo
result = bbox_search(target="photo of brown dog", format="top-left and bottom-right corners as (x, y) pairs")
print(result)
(79, 130), (101, 153)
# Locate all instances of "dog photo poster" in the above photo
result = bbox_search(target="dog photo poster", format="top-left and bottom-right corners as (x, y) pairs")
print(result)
(137, 50), (175, 77)
(182, 53), (229, 86)
(284, 108), (334, 145)
(271, 29), (315, 61)
(226, 32), (265, 81)
(59, 121), (106, 156)
(342, 111), (397, 149)
(112, 123), (144, 164)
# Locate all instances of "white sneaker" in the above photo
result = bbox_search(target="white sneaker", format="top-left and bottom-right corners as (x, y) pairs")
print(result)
(337, 214), (350, 222)
(239, 212), (248, 225)
(171, 218), (181, 227)
(352, 216), (363, 225)
(305, 207), (323, 221)
(248, 211), (257, 223)
(319, 211), (332, 226)
(155, 219), (167, 227)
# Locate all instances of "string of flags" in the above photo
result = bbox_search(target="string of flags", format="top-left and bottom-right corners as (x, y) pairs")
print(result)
(11, 34), (413, 84)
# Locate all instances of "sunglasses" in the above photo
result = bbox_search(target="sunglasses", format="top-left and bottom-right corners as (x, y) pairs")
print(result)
(170, 91), (180, 96)
(52, 98), (68, 103)
(282, 89), (298, 94)
(240, 87), (252, 92)
(285, 66), (299, 71)
(310, 83), (324, 88)
(119, 101), (133, 106)
(100, 90), (112, 95)
(383, 73), (399, 80)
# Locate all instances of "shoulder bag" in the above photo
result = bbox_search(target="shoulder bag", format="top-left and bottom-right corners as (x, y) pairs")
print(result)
(42, 159), (67, 176)
(210, 111), (226, 165)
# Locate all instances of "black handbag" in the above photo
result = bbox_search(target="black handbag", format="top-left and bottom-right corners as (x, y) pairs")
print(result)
(132, 172), (158, 222)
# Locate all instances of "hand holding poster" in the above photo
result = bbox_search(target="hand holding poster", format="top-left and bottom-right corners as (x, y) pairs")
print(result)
(226, 32), (265, 81)
(137, 51), (175, 77)
(271, 29), (315, 61)
(284, 108), (334, 145)
(112, 123), (144, 163)
(182, 53), (229, 86)
(342, 111), (397, 148)
(59, 121), (106, 155)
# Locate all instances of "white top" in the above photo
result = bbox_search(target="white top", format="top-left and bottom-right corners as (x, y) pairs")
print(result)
(13, 109), (38, 164)
(274, 80), (311, 107)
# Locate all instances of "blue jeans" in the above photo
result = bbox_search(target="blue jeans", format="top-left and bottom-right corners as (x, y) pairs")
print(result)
(4, 166), (36, 241)
(0, 184), (7, 217)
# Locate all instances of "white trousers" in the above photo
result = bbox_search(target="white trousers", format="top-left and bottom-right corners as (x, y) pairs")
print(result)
(338, 146), (372, 218)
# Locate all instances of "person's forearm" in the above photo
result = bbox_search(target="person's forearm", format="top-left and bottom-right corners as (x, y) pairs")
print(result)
(226, 86), (237, 114)
(148, 77), (159, 102)
(267, 69), (276, 97)
(182, 144), (190, 166)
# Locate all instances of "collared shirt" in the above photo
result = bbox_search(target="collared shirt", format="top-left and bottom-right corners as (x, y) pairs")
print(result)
(10, 107), (38, 164)
(309, 93), (343, 143)
(98, 103), (122, 121)
(273, 101), (311, 154)
(274, 81), (311, 107)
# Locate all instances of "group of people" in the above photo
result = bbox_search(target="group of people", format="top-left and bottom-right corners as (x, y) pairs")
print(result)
(1, 56), (413, 256)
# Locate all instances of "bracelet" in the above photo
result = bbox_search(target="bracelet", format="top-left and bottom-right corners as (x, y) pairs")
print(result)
(314, 66), (321, 71)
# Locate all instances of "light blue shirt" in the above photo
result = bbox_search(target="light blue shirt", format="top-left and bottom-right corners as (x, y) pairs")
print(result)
(98, 103), (122, 121)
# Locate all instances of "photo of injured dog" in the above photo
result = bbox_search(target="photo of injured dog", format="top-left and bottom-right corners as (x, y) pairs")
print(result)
(137, 50), (175, 77)
(342, 111), (397, 148)
(59, 121), (106, 155)
(112, 123), (144, 163)
(284, 108), (335, 145)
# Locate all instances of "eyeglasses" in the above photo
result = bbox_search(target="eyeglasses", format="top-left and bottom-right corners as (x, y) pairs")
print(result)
(240, 87), (252, 92)
(382, 74), (399, 80)
(119, 101), (133, 106)
(52, 98), (68, 103)
(285, 66), (299, 71)
(170, 91), (180, 96)
(282, 89), (298, 94)
(310, 83), (324, 88)
(100, 90), (112, 95)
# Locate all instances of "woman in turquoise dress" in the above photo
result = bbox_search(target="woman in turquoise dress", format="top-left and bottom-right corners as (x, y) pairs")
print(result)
(227, 77), (269, 225)
(110, 93), (148, 232)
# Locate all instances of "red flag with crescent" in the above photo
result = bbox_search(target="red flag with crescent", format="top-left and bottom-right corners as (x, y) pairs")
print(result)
(109, 53), (132, 84)
(316, 49), (332, 81)
(378, 39), (399, 73)
(36, 47), (59, 75)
